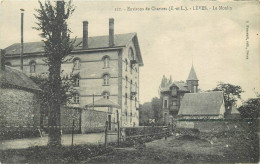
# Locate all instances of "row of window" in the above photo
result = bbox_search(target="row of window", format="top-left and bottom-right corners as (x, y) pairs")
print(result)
(71, 73), (110, 87)
(74, 57), (138, 73)
(5, 57), (138, 75)
(74, 73), (139, 87)
(125, 111), (136, 124)
(124, 93), (138, 106)
(72, 91), (110, 104)
(125, 76), (137, 91)
(73, 56), (110, 70)
(73, 92), (138, 105)
(125, 59), (138, 73)
(5, 60), (37, 73)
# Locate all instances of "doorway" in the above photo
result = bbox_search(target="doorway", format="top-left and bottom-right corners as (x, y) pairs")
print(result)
(108, 115), (112, 130)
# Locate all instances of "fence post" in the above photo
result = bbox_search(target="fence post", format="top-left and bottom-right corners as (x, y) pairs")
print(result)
(105, 121), (108, 148)
(117, 110), (120, 146)
(172, 117), (174, 132)
(71, 119), (74, 149)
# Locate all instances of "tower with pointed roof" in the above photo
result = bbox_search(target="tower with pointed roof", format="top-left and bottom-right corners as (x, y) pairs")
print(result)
(186, 64), (199, 93)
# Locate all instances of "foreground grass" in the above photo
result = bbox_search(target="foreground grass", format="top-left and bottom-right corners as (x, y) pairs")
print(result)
(89, 130), (259, 163)
(0, 144), (114, 163)
(0, 130), (258, 163)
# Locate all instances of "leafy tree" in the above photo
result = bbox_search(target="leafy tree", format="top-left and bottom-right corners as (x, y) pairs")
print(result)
(151, 97), (163, 125)
(139, 102), (153, 126)
(213, 82), (243, 115)
(30, 73), (77, 109)
(34, 0), (75, 146)
(238, 98), (260, 119)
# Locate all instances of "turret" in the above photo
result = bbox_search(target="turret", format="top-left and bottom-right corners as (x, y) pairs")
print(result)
(186, 65), (199, 93)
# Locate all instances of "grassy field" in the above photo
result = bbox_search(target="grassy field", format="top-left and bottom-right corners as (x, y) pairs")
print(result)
(89, 131), (259, 163)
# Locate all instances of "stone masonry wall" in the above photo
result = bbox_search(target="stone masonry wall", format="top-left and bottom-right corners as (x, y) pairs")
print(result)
(0, 88), (41, 139)
(81, 109), (107, 133)
(60, 106), (81, 134)
(177, 120), (248, 132)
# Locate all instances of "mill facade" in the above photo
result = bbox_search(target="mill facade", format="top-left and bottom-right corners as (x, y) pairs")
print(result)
(4, 18), (143, 127)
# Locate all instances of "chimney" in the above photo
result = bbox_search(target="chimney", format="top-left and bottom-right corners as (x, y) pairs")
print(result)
(20, 9), (24, 71)
(109, 18), (114, 47)
(0, 49), (6, 76)
(83, 21), (88, 49)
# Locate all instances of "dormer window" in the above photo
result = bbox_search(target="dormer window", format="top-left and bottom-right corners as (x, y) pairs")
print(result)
(30, 61), (36, 73)
(128, 48), (136, 73)
(128, 48), (134, 61)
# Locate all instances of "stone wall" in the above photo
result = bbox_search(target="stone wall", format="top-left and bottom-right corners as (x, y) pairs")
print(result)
(42, 107), (109, 134)
(60, 107), (82, 134)
(81, 109), (108, 133)
(176, 119), (248, 132)
(0, 88), (41, 139)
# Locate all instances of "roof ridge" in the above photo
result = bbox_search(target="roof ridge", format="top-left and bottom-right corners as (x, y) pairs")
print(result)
(5, 65), (23, 72)
(5, 33), (137, 47)
(187, 91), (223, 94)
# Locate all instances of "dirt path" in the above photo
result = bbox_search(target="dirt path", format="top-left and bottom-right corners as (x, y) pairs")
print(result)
(0, 133), (111, 150)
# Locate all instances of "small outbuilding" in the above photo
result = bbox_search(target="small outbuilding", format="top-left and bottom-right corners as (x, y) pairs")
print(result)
(0, 50), (42, 139)
(178, 91), (225, 119)
(177, 91), (228, 131)
(85, 98), (121, 131)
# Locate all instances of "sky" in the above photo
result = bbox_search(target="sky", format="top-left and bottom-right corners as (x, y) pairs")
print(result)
(0, 0), (259, 104)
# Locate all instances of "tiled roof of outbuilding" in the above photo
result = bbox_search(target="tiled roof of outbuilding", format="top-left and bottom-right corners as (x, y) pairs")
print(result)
(0, 66), (41, 92)
(178, 91), (225, 116)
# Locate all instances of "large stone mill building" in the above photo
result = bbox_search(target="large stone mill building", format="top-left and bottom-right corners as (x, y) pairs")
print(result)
(4, 18), (143, 128)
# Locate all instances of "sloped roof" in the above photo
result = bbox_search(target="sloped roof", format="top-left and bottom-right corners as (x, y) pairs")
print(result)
(86, 98), (120, 108)
(171, 82), (189, 92)
(0, 66), (41, 92)
(178, 91), (224, 116)
(5, 33), (136, 55)
(187, 65), (198, 81)
(231, 105), (240, 114)
(161, 81), (189, 93)
(5, 33), (143, 66)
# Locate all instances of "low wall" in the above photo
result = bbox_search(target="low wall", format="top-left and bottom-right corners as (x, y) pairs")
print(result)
(176, 119), (249, 132)
(81, 109), (107, 133)
(60, 107), (82, 134)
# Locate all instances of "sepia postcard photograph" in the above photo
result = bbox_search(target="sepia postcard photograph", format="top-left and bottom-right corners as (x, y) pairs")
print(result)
(0, 0), (259, 163)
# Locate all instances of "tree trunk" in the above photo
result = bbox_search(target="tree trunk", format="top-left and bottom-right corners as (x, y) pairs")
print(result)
(48, 62), (62, 147)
